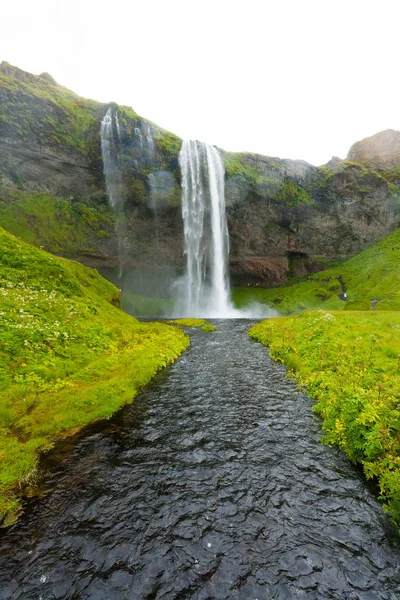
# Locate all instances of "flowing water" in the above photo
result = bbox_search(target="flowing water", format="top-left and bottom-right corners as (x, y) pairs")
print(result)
(179, 141), (231, 317)
(0, 321), (399, 599)
(100, 108), (121, 209)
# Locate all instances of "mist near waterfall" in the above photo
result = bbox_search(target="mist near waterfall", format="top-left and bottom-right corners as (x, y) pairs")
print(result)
(171, 139), (277, 320)
(100, 107), (122, 209)
(174, 140), (231, 317)
(100, 112), (276, 320)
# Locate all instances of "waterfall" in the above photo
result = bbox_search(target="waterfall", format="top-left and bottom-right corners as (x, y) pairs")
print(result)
(115, 112), (121, 139)
(179, 140), (232, 317)
(101, 107), (126, 276)
(100, 108), (121, 208)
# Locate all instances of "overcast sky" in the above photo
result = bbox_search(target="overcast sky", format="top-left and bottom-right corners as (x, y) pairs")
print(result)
(2, 0), (399, 165)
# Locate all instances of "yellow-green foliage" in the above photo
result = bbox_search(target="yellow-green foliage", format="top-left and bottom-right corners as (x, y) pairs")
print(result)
(168, 319), (217, 330)
(201, 323), (217, 332)
(233, 227), (400, 314)
(0, 227), (188, 524)
(169, 318), (207, 327)
(249, 312), (400, 524)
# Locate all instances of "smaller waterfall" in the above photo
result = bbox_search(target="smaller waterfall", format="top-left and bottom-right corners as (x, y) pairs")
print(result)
(100, 108), (121, 208)
(179, 140), (232, 317)
(100, 107), (126, 277)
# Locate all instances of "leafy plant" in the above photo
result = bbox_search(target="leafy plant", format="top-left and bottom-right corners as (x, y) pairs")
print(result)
(249, 311), (400, 526)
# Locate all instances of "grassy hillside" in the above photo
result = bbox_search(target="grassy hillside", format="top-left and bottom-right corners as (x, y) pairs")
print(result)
(0, 227), (188, 525)
(233, 227), (400, 314)
(249, 312), (400, 525)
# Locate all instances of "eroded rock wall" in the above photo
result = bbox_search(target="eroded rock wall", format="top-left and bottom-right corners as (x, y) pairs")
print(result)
(1, 62), (400, 287)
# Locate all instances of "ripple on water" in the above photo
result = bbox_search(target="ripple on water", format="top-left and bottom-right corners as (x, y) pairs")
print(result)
(0, 320), (399, 600)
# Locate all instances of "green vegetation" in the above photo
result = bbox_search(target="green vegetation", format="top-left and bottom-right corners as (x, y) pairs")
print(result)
(169, 318), (207, 327)
(233, 227), (400, 315)
(275, 179), (313, 206)
(0, 70), (102, 162)
(168, 318), (216, 330)
(249, 312), (400, 525)
(0, 227), (188, 525)
(244, 227), (400, 525)
(223, 152), (312, 206)
(308, 160), (398, 204)
(155, 130), (182, 180)
(201, 323), (217, 331)
(0, 186), (114, 256)
(1, 65), (183, 198)
(224, 152), (268, 184)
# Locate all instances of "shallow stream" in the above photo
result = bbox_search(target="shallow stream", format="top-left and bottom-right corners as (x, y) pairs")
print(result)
(0, 320), (399, 599)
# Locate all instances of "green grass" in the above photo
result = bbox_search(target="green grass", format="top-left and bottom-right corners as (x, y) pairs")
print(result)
(249, 311), (400, 525)
(201, 323), (217, 332)
(168, 318), (216, 330)
(233, 227), (400, 314)
(169, 318), (206, 327)
(0, 227), (188, 525)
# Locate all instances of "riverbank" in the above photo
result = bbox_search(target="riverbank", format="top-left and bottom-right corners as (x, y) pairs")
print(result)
(0, 227), (189, 525)
(249, 311), (400, 525)
(234, 227), (400, 314)
(2, 319), (399, 598)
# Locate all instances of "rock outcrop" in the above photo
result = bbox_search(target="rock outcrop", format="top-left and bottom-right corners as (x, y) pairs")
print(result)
(347, 129), (400, 170)
(1, 62), (400, 289)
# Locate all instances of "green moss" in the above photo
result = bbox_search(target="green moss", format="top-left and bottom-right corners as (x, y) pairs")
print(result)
(169, 318), (207, 327)
(308, 160), (400, 208)
(223, 152), (315, 207)
(155, 130), (182, 178)
(1, 67), (184, 204)
(275, 178), (313, 206)
(249, 311), (400, 526)
(168, 319), (217, 331)
(0, 72), (102, 161)
(201, 323), (217, 331)
(0, 227), (188, 525)
(0, 186), (114, 255)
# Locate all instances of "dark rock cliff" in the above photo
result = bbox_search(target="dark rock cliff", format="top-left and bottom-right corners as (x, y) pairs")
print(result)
(1, 62), (400, 287)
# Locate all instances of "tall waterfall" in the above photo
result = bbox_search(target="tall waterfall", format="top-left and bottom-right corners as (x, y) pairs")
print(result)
(179, 140), (232, 317)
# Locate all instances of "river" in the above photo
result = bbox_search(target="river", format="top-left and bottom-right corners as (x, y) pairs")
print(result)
(0, 320), (399, 599)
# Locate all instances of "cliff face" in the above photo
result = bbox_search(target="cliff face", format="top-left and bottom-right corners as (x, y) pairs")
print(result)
(1, 62), (400, 288)
(0, 62), (184, 274)
(348, 129), (400, 170)
(225, 154), (399, 284)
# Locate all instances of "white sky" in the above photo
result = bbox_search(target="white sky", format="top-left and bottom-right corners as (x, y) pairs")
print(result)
(2, 0), (399, 166)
